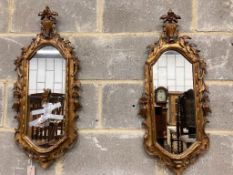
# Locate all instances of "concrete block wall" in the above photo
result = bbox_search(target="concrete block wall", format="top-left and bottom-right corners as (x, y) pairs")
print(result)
(0, 0), (232, 174)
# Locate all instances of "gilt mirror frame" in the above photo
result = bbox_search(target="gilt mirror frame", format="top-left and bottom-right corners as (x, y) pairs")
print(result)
(12, 6), (80, 168)
(139, 10), (211, 174)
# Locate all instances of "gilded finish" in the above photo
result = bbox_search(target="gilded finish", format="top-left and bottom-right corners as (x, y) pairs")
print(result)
(12, 6), (80, 168)
(139, 10), (211, 175)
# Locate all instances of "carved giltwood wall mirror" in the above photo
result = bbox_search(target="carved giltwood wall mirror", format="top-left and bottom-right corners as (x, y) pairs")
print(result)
(139, 10), (211, 174)
(12, 6), (80, 168)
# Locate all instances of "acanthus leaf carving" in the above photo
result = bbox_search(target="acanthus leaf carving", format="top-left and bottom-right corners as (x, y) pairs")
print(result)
(138, 93), (149, 118)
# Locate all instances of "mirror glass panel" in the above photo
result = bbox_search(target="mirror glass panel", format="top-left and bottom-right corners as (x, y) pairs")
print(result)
(153, 50), (196, 154)
(27, 46), (66, 148)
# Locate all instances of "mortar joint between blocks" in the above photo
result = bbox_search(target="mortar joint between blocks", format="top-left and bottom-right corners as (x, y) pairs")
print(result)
(8, 0), (14, 33)
(0, 127), (14, 132)
(206, 80), (233, 85)
(191, 0), (198, 33)
(79, 128), (144, 135)
(206, 130), (233, 136)
(80, 80), (144, 85)
(96, 83), (104, 128)
(96, 0), (105, 33)
(0, 32), (232, 38)
(55, 158), (64, 175)
(2, 81), (8, 128)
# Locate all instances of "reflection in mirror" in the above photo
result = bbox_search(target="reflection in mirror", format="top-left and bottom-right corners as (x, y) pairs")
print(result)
(28, 46), (66, 148)
(153, 50), (195, 154)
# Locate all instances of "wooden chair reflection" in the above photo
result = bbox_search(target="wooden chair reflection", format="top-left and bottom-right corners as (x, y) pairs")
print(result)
(29, 92), (65, 147)
(170, 89), (196, 153)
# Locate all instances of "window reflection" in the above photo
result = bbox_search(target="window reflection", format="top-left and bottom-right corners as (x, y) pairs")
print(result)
(29, 46), (66, 94)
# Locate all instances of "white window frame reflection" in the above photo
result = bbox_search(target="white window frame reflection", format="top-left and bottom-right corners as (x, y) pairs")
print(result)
(153, 51), (193, 91)
(29, 46), (66, 94)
